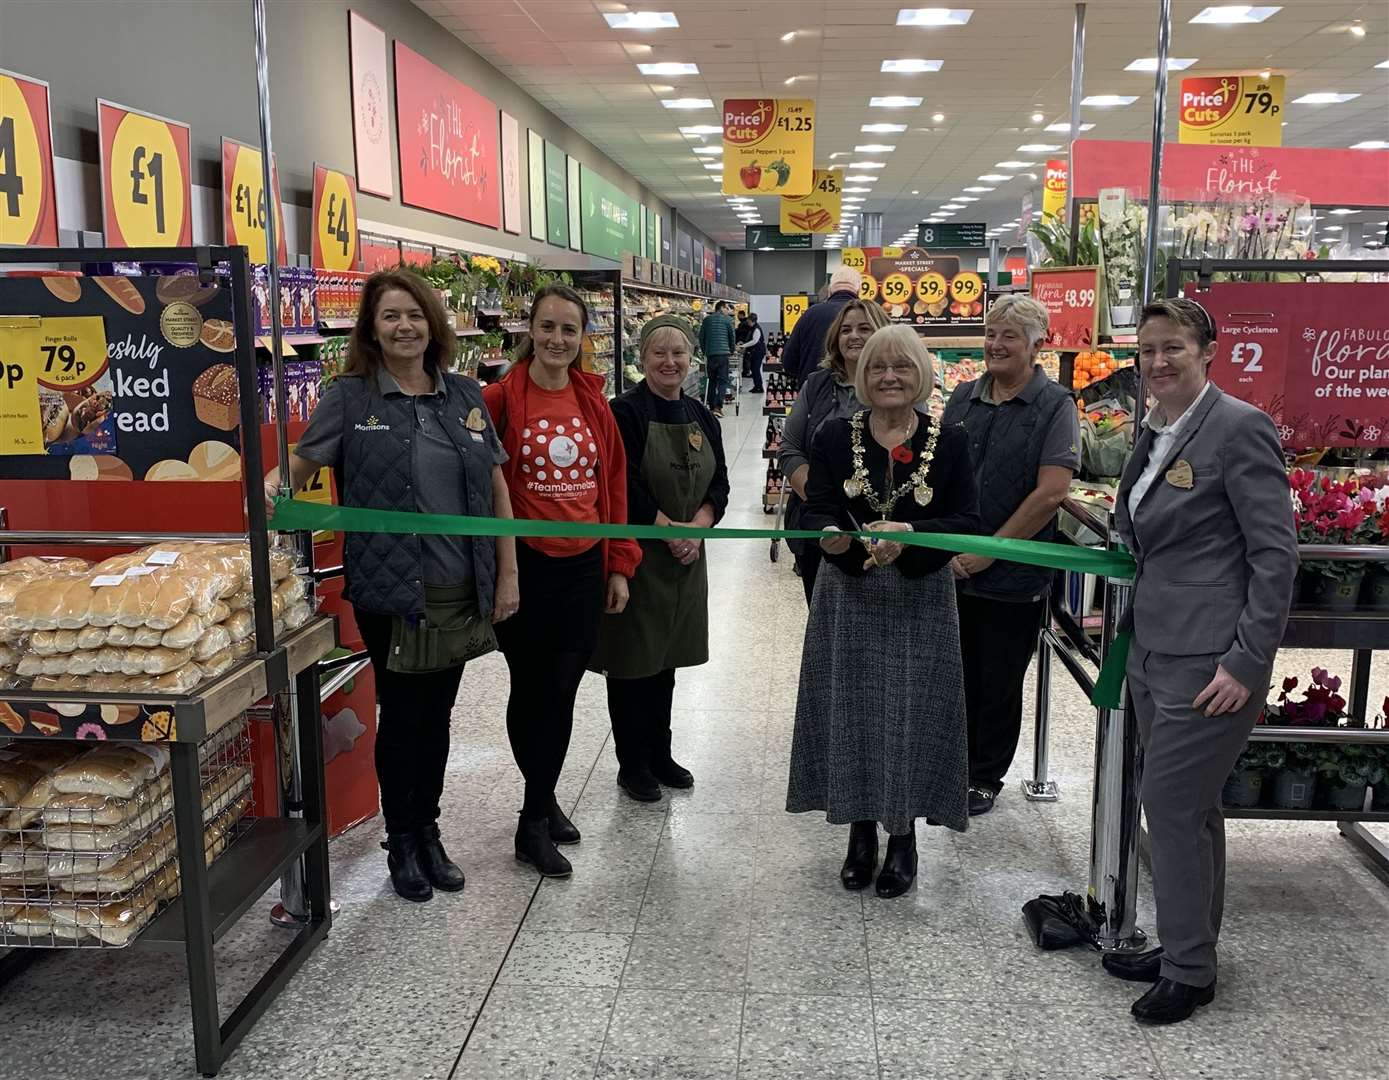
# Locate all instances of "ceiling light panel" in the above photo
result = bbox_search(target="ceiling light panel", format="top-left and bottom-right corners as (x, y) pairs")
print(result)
(896, 8), (974, 26)
(882, 59), (944, 72)
(845, 175), (879, 182)
(1291, 93), (1360, 104)
(862, 123), (907, 133)
(870, 96), (923, 108)
(1189, 6), (1280, 23)
(604, 11), (679, 29)
(1082, 95), (1138, 107)
(662, 98), (713, 109)
(693, 145), (723, 155)
(978, 174), (1012, 182)
(1017, 144), (1061, 153)
(996, 160), (1037, 168)
(679, 125), (722, 136)
(1352, 141), (1389, 150)
(1045, 121), (1095, 132)
(1125, 57), (1197, 71)
(855, 145), (896, 152)
(637, 62), (698, 75)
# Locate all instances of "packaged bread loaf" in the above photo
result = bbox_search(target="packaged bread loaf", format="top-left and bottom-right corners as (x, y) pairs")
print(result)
(142, 646), (192, 676)
(42, 773), (172, 828)
(158, 612), (205, 649)
(151, 666), (202, 694)
(56, 822), (174, 894)
(0, 842), (53, 877)
(3, 904), (54, 938)
(222, 609), (253, 643)
(192, 624), (230, 662)
(49, 745), (167, 801)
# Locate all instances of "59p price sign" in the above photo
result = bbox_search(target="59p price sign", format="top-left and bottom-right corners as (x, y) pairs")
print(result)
(0, 69), (59, 246)
(311, 164), (361, 271)
(98, 100), (193, 247)
(221, 136), (288, 265)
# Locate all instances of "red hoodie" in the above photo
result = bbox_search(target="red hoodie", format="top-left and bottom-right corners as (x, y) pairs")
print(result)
(483, 359), (642, 580)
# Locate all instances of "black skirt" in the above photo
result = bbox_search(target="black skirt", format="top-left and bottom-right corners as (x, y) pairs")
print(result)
(495, 542), (605, 653)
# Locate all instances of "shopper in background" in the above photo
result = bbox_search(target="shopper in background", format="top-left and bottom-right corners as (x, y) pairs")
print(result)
(779, 299), (890, 604)
(735, 310), (752, 347)
(787, 326), (980, 899)
(942, 295), (1080, 817)
(264, 271), (517, 904)
(698, 300), (737, 417)
(1103, 298), (1297, 1024)
(483, 284), (642, 879)
(591, 315), (729, 801)
(742, 313), (766, 394)
(780, 267), (862, 387)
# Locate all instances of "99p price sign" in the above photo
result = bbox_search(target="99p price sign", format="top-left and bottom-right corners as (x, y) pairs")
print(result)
(0, 69), (59, 246)
(221, 136), (288, 265)
(98, 100), (193, 247)
(311, 163), (361, 271)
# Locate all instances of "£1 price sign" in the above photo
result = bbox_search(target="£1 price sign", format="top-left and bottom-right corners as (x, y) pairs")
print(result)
(0, 69), (58, 246)
(98, 100), (193, 247)
(311, 164), (361, 271)
(221, 136), (288, 265)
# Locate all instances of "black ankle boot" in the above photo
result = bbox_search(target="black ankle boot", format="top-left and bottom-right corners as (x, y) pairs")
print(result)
(515, 817), (573, 878)
(382, 832), (433, 903)
(875, 830), (918, 898)
(549, 799), (581, 845)
(840, 821), (878, 891)
(652, 758), (694, 788)
(416, 824), (465, 892)
(617, 768), (662, 802)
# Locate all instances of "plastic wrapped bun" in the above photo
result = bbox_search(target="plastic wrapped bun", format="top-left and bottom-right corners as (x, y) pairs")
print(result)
(118, 648), (149, 676)
(197, 647), (235, 679)
(226, 590), (252, 612)
(221, 609), (253, 643)
(192, 624), (231, 662)
(115, 576), (163, 629)
(55, 579), (96, 630)
(143, 646), (193, 676)
(151, 665), (202, 695)
(283, 600), (312, 631)
(76, 626), (107, 650)
(159, 612), (206, 650)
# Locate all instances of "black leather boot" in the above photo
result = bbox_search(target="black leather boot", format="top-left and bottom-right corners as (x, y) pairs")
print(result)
(515, 817), (573, 878)
(416, 824), (465, 892)
(382, 832), (433, 903)
(549, 798), (581, 845)
(875, 830), (918, 898)
(840, 821), (878, 891)
(652, 758), (694, 788)
(617, 768), (663, 802)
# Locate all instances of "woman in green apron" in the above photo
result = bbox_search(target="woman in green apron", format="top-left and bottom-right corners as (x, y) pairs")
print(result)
(591, 315), (730, 801)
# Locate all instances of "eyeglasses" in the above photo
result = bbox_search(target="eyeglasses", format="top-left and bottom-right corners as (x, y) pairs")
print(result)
(865, 360), (918, 377)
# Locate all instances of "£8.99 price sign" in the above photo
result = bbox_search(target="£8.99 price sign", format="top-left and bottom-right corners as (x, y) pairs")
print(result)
(98, 100), (193, 247)
(0, 69), (59, 246)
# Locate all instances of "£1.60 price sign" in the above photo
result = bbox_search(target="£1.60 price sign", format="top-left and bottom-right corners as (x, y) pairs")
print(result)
(98, 100), (193, 247)
(311, 164), (361, 271)
(221, 136), (288, 264)
(0, 69), (59, 246)
(723, 99), (815, 198)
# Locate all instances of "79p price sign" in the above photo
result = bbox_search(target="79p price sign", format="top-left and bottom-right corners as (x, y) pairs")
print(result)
(221, 136), (288, 265)
(98, 100), (193, 247)
(311, 164), (361, 271)
(0, 69), (59, 246)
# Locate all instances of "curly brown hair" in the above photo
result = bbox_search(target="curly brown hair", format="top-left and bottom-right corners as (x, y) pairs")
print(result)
(344, 271), (457, 380)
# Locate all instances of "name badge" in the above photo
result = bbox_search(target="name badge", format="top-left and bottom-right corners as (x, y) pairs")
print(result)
(1165, 459), (1194, 490)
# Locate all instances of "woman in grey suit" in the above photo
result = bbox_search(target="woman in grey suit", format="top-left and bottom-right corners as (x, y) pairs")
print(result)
(1105, 298), (1298, 1024)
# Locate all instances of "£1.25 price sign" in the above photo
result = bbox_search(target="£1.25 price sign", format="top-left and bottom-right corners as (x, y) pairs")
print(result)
(0, 69), (58, 246)
(98, 100), (193, 247)
(311, 164), (361, 271)
(221, 136), (288, 265)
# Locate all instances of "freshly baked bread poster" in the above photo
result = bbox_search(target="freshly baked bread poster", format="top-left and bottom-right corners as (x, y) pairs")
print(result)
(0, 274), (242, 482)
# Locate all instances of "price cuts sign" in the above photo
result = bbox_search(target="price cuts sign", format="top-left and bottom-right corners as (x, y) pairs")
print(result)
(1042, 159), (1068, 221)
(0, 69), (59, 246)
(781, 294), (810, 335)
(311, 164), (361, 271)
(1030, 266), (1100, 351)
(1179, 75), (1284, 148)
(780, 169), (840, 233)
(723, 99), (814, 197)
(221, 136), (288, 265)
(97, 100), (193, 247)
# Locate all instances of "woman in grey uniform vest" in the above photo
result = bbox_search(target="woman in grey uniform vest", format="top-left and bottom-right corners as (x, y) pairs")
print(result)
(266, 271), (519, 904)
(590, 316), (730, 801)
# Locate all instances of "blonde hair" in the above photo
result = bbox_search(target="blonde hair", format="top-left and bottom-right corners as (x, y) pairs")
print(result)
(985, 294), (1050, 347)
(853, 326), (935, 406)
(821, 299), (892, 378)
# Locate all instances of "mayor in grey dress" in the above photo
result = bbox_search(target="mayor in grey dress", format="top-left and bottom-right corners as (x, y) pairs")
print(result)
(1104, 298), (1298, 1025)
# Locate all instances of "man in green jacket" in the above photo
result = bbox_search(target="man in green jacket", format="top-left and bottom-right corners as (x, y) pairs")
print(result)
(698, 301), (738, 417)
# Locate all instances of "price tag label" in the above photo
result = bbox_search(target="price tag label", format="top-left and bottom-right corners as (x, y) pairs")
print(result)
(916, 272), (948, 303)
(781, 294), (810, 335)
(0, 70), (58, 246)
(0, 316), (44, 455)
(840, 248), (867, 272)
(950, 272), (983, 303)
(858, 274), (879, 302)
(221, 136), (288, 265)
(311, 163), (361, 271)
(36, 317), (109, 391)
(146, 550), (180, 565)
(290, 442), (335, 542)
(99, 101), (192, 247)
(881, 273), (912, 305)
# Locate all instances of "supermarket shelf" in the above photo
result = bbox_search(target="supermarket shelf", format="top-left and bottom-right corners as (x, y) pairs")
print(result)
(500, 323), (529, 333)
(252, 333), (325, 348)
(622, 280), (714, 302)
(1282, 608), (1389, 650)
(281, 617), (338, 679)
(456, 327), (487, 337)
(763, 406), (793, 416)
(480, 357), (509, 368)
(319, 318), (355, 330)
(477, 307), (505, 317)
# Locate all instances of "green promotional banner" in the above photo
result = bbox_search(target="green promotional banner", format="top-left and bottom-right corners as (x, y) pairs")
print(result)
(544, 141), (568, 248)
(580, 165), (641, 263)
(527, 129), (546, 243)
(645, 206), (657, 262)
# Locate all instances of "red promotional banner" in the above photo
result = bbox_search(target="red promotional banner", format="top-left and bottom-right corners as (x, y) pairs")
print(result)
(360, 233), (400, 272)
(221, 137), (288, 265)
(393, 42), (500, 229)
(701, 246), (715, 281)
(0, 68), (59, 246)
(1031, 267), (1099, 350)
(1201, 282), (1389, 447)
(98, 100), (193, 247)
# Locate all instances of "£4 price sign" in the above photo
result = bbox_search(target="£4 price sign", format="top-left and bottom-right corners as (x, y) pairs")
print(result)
(0, 69), (59, 246)
(221, 136), (288, 265)
(98, 100), (193, 247)
(311, 164), (361, 271)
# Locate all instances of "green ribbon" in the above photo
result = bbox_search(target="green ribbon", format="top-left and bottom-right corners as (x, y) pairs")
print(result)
(269, 498), (1135, 707)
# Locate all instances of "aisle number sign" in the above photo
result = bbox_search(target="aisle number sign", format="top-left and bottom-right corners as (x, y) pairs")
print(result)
(97, 100), (193, 247)
(1179, 75), (1284, 147)
(780, 169), (840, 233)
(723, 99), (815, 198)
(310, 163), (361, 271)
(0, 69), (59, 246)
(221, 136), (289, 265)
(781, 294), (810, 335)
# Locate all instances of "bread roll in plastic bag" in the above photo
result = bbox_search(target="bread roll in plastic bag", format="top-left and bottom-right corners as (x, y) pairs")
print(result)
(151, 665), (202, 694)
(159, 612), (205, 649)
(221, 609), (253, 643)
(192, 624), (231, 662)
(76, 625), (107, 650)
(226, 590), (252, 612)
(143, 646), (192, 675)
(65, 651), (100, 676)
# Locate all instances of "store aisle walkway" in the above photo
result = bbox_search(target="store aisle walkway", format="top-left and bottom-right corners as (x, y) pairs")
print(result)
(3, 389), (1388, 1080)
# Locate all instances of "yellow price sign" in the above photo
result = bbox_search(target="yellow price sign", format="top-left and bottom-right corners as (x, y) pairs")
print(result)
(881, 273), (912, 305)
(36, 317), (109, 392)
(1179, 75), (1284, 147)
(98, 101), (192, 247)
(0, 316), (44, 454)
(0, 71), (58, 246)
(858, 274), (879, 302)
(723, 99), (816, 197)
(781, 294), (810, 335)
(840, 248), (867, 272)
(290, 443), (335, 542)
(883, 246), (904, 258)
(780, 169), (841, 233)
(950, 272), (983, 304)
(312, 164), (360, 271)
(917, 272), (948, 303)
(221, 136), (288, 265)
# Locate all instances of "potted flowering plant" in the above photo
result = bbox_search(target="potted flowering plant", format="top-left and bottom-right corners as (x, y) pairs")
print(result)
(1289, 469), (1377, 609)
(1261, 668), (1355, 808)
(1222, 740), (1276, 808)
(1314, 742), (1380, 811)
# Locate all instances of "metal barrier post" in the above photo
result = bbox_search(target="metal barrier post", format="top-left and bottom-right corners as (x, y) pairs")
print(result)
(1023, 625), (1059, 800)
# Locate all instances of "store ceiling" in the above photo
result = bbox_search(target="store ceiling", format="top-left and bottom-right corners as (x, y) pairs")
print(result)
(416, 0), (1388, 251)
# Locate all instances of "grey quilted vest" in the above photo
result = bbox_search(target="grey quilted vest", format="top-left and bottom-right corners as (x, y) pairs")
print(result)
(337, 373), (497, 618)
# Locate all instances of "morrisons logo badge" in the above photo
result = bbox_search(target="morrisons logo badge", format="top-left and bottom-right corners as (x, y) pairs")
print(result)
(354, 415), (390, 432)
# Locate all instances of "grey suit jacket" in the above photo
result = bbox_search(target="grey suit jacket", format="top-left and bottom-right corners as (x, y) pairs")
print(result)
(1115, 384), (1298, 691)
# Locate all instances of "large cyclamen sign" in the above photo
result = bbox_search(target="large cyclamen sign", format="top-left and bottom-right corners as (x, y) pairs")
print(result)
(393, 42), (500, 229)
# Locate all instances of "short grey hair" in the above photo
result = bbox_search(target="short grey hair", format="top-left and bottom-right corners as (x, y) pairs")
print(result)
(985, 294), (1050, 347)
(852, 325), (935, 406)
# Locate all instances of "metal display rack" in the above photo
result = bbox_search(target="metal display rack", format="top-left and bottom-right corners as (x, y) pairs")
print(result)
(0, 245), (335, 1077)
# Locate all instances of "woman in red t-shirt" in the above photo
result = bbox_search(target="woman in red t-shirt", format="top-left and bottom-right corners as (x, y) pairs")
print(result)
(483, 285), (642, 878)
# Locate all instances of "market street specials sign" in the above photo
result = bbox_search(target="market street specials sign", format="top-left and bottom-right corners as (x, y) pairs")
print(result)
(394, 42), (500, 228)
(1202, 282), (1389, 448)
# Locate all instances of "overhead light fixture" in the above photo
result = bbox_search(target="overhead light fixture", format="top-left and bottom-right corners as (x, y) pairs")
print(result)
(1260, 70), (1272, 79)
(1082, 94), (1138, 107)
(662, 98), (713, 109)
(996, 160), (1037, 168)
(955, 196), (979, 202)
(1189, 7), (1280, 24)
(896, 8), (974, 27)
(977, 173), (1012, 182)
(1030, 112), (1045, 123)
(604, 11), (679, 29)
(727, 197), (754, 203)
(843, 187), (873, 193)
(870, 96), (923, 108)
(855, 144), (897, 152)
(1322, 225), (1343, 231)
(1327, 208), (1357, 215)
(1125, 57), (1198, 71)
(850, 162), (888, 169)
(1017, 143), (1061, 152)
(679, 125), (722, 135)
(1045, 121), (1095, 132)
(881, 59), (944, 72)
(861, 123), (908, 133)
(1292, 92), (1361, 104)
(911, 189), (920, 195)
(931, 113), (945, 122)
(703, 163), (722, 171)
(638, 62), (698, 75)
(845, 174), (879, 181)
(694, 145), (723, 155)
(843, 197), (865, 203)
(781, 30), (797, 42)
(1378, 61), (1389, 69)
(1351, 140), (1389, 149)
(962, 186), (995, 192)
(942, 203), (966, 209)
(1350, 23), (1366, 37)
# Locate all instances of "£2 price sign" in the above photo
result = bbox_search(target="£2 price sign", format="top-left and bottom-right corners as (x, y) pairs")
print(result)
(98, 101), (193, 247)
(1179, 75), (1284, 148)
(0, 69), (58, 246)
(723, 99), (815, 198)
(780, 169), (840, 233)
(221, 136), (288, 265)
(311, 164), (361, 271)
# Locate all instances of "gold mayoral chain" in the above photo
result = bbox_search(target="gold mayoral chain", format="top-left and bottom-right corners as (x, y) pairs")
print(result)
(842, 410), (940, 513)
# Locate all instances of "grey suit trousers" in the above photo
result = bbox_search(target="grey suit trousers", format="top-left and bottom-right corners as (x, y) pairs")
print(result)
(1127, 643), (1262, 988)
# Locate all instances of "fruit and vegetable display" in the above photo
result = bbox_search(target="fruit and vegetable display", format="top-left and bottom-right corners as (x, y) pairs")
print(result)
(1071, 350), (1129, 390)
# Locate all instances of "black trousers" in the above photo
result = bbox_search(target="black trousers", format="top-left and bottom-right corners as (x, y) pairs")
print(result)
(957, 592), (1046, 793)
(357, 609), (467, 836)
(606, 669), (677, 773)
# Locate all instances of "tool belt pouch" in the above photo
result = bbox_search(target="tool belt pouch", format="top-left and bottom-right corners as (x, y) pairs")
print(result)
(387, 583), (496, 673)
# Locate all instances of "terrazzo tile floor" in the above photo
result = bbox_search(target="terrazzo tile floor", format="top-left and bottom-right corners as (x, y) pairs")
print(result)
(3, 389), (1388, 1079)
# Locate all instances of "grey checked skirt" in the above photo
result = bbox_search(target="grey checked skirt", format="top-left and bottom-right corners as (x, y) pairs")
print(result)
(786, 561), (969, 834)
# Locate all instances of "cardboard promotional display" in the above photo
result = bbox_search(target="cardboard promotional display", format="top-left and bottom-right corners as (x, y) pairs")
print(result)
(97, 101), (193, 247)
(0, 69), (59, 246)
(310, 164), (361, 271)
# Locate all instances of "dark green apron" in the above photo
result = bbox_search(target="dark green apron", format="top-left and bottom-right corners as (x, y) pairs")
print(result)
(591, 418), (715, 678)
